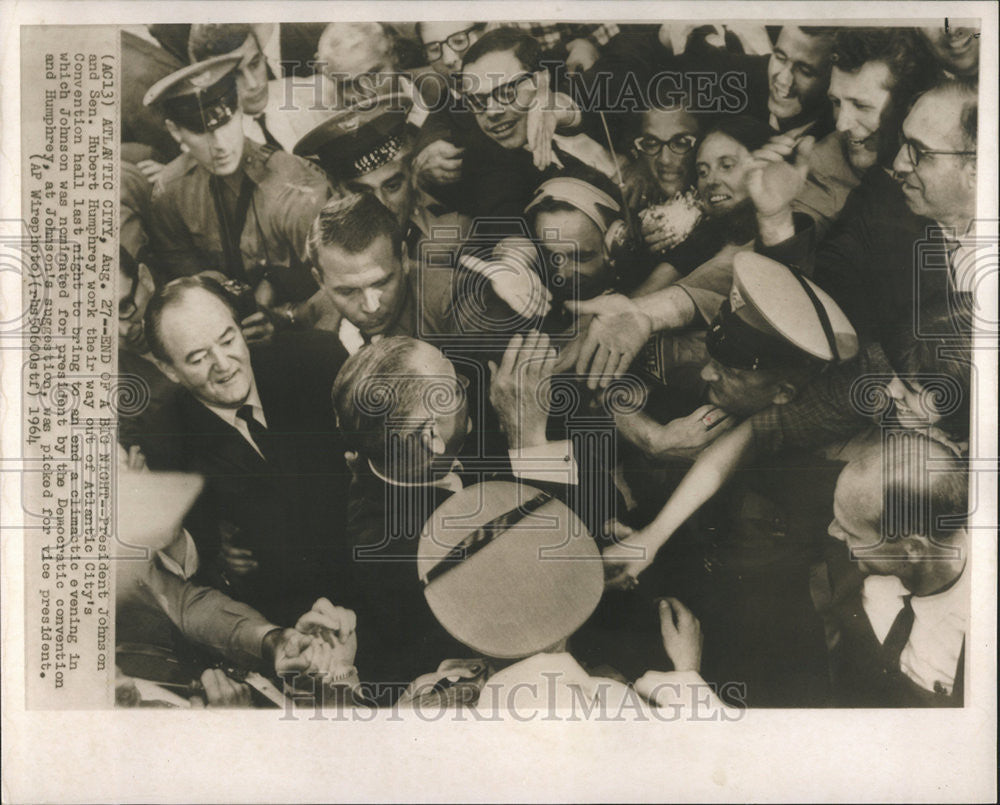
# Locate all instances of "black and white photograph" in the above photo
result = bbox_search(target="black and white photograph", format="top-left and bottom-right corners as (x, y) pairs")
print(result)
(2, 2), (997, 802)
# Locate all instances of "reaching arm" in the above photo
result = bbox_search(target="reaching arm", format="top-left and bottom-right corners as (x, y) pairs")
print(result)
(602, 418), (756, 585)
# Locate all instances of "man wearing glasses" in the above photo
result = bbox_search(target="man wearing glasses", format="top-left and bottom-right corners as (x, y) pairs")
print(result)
(453, 27), (618, 232)
(418, 22), (486, 82)
(771, 29), (935, 241)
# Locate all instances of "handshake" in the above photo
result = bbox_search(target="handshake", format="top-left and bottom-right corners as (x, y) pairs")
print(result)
(266, 598), (361, 694)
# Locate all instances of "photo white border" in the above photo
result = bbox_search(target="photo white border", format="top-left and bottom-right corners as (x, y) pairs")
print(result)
(1, 2), (996, 802)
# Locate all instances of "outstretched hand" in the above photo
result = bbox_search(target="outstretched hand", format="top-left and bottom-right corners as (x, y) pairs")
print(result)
(745, 134), (815, 220)
(564, 294), (653, 389)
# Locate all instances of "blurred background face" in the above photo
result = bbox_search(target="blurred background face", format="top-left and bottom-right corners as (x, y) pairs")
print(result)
(170, 114), (245, 176)
(315, 235), (406, 337)
(919, 25), (979, 76)
(700, 358), (783, 417)
(829, 61), (894, 173)
(234, 35), (269, 116)
(345, 152), (415, 231)
(767, 27), (833, 121)
(118, 263), (155, 354)
(637, 108), (699, 197)
(462, 50), (537, 149)
(695, 132), (753, 217)
(157, 290), (252, 408)
(535, 208), (611, 301)
(892, 92), (976, 224)
(421, 21), (483, 80)
(319, 25), (395, 107)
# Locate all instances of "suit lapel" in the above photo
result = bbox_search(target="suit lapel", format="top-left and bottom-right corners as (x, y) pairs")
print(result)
(178, 393), (267, 474)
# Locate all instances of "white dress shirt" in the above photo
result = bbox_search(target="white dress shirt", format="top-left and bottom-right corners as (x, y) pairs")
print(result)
(369, 440), (579, 492)
(861, 568), (968, 695)
(203, 386), (269, 459)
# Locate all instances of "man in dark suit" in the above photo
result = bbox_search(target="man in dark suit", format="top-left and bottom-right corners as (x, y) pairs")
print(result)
(138, 276), (350, 624)
(329, 333), (609, 701)
(823, 433), (968, 706)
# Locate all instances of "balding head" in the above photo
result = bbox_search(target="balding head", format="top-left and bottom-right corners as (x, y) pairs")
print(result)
(892, 79), (977, 228)
(831, 433), (968, 591)
(331, 337), (470, 478)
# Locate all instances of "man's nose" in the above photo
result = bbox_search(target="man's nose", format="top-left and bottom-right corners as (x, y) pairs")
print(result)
(773, 62), (793, 90)
(885, 376), (906, 401)
(892, 143), (913, 175)
(243, 67), (263, 91)
(835, 105), (855, 133)
(656, 147), (680, 168)
(700, 361), (720, 382)
(484, 96), (505, 117)
(209, 346), (234, 373)
(361, 287), (384, 314)
(441, 44), (461, 71)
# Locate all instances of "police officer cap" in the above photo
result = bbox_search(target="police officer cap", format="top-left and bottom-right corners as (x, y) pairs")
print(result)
(143, 54), (241, 134)
(293, 92), (414, 181)
(707, 252), (858, 371)
(417, 481), (603, 659)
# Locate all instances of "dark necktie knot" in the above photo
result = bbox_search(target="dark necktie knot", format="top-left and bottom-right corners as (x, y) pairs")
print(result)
(237, 404), (266, 433)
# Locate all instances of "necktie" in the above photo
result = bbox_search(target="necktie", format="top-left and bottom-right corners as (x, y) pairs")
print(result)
(256, 114), (282, 150)
(880, 594), (915, 673)
(236, 404), (272, 461)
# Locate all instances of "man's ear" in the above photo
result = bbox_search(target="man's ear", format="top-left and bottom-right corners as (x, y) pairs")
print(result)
(137, 262), (156, 293)
(418, 419), (446, 456)
(771, 381), (798, 406)
(164, 119), (183, 146)
(310, 266), (324, 288)
(899, 534), (932, 562)
(963, 158), (977, 188)
(153, 356), (180, 385)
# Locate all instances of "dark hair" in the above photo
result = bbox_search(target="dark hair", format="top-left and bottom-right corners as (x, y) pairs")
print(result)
(305, 193), (403, 267)
(331, 336), (435, 458)
(796, 26), (840, 42)
(832, 28), (939, 166)
(460, 26), (542, 74)
(700, 115), (772, 154)
(882, 431), (969, 541)
(143, 276), (239, 363)
(882, 300), (972, 441)
(188, 23), (257, 62)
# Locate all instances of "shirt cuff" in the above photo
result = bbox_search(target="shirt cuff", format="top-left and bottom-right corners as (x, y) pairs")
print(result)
(676, 284), (723, 325)
(634, 669), (734, 712)
(508, 440), (578, 485)
(254, 624), (283, 661)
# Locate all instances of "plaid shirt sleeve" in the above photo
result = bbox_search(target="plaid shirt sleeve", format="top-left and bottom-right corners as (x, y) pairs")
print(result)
(750, 358), (871, 455)
(488, 22), (620, 51)
(579, 23), (619, 46)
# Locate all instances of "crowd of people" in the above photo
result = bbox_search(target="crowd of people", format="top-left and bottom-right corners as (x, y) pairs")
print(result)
(114, 20), (979, 710)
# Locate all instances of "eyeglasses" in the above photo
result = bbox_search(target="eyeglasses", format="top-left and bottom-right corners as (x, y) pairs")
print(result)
(463, 73), (534, 113)
(423, 24), (483, 62)
(898, 135), (976, 168)
(633, 133), (699, 158)
(118, 271), (141, 320)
